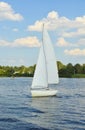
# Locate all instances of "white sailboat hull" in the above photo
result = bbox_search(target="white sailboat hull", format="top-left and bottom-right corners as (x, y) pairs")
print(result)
(31, 89), (58, 97)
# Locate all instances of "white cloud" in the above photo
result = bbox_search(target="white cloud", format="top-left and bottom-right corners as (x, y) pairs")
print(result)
(56, 37), (69, 47)
(0, 2), (23, 21)
(27, 11), (85, 49)
(64, 48), (85, 56)
(27, 11), (71, 31)
(13, 36), (40, 47)
(27, 9), (85, 48)
(28, 21), (43, 31)
(75, 16), (85, 24)
(0, 36), (40, 47)
(47, 11), (59, 19)
(56, 37), (78, 47)
(27, 10), (85, 32)
(62, 28), (85, 38)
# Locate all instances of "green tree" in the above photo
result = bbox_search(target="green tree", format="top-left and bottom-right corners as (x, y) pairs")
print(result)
(74, 64), (82, 74)
(57, 61), (66, 77)
(59, 67), (67, 77)
(82, 64), (85, 74)
(66, 63), (74, 77)
(5, 66), (14, 77)
(57, 61), (65, 70)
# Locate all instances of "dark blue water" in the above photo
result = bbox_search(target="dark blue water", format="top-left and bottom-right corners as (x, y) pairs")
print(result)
(0, 78), (85, 130)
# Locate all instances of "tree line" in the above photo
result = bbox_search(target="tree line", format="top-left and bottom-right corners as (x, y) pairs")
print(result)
(0, 61), (85, 78)
(57, 61), (85, 78)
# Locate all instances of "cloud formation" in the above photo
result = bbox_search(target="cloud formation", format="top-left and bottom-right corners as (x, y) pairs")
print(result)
(27, 10), (85, 51)
(0, 10), (85, 57)
(0, 36), (40, 47)
(0, 2), (23, 21)
(65, 49), (85, 56)
(13, 36), (40, 47)
(57, 37), (69, 47)
(27, 11), (85, 31)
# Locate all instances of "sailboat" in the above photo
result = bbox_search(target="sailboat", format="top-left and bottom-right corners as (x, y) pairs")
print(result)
(31, 25), (59, 97)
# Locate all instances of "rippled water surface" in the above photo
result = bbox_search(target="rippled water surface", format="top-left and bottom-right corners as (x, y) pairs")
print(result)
(0, 78), (85, 130)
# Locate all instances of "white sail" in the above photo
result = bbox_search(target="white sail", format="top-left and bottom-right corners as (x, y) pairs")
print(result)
(43, 29), (59, 84)
(31, 46), (48, 89)
(31, 25), (59, 97)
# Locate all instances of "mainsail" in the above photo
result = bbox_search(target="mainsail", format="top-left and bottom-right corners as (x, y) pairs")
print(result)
(43, 29), (59, 84)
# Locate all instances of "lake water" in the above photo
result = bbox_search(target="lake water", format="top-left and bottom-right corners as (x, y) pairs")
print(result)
(0, 78), (85, 130)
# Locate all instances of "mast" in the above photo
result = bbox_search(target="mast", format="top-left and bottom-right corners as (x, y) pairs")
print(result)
(42, 24), (48, 88)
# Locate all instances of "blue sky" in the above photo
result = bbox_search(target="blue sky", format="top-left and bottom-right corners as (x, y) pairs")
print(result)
(0, 0), (85, 66)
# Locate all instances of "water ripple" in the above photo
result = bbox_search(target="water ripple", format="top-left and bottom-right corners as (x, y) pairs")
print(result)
(0, 78), (85, 130)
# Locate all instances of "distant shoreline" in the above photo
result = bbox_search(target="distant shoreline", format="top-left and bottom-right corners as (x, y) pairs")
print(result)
(0, 61), (85, 78)
(0, 74), (85, 78)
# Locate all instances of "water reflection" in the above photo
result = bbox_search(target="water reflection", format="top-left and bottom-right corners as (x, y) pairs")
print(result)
(30, 97), (59, 129)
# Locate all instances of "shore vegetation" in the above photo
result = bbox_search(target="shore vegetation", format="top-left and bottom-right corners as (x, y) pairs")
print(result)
(0, 61), (85, 78)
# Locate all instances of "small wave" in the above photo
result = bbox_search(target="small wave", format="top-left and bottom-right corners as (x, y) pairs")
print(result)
(8, 106), (44, 114)
(0, 118), (48, 130)
(59, 95), (73, 99)
(63, 119), (85, 126)
(75, 94), (85, 98)
(0, 117), (19, 123)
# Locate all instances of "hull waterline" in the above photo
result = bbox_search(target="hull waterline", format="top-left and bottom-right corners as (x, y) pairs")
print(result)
(31, 89), (58, 97)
